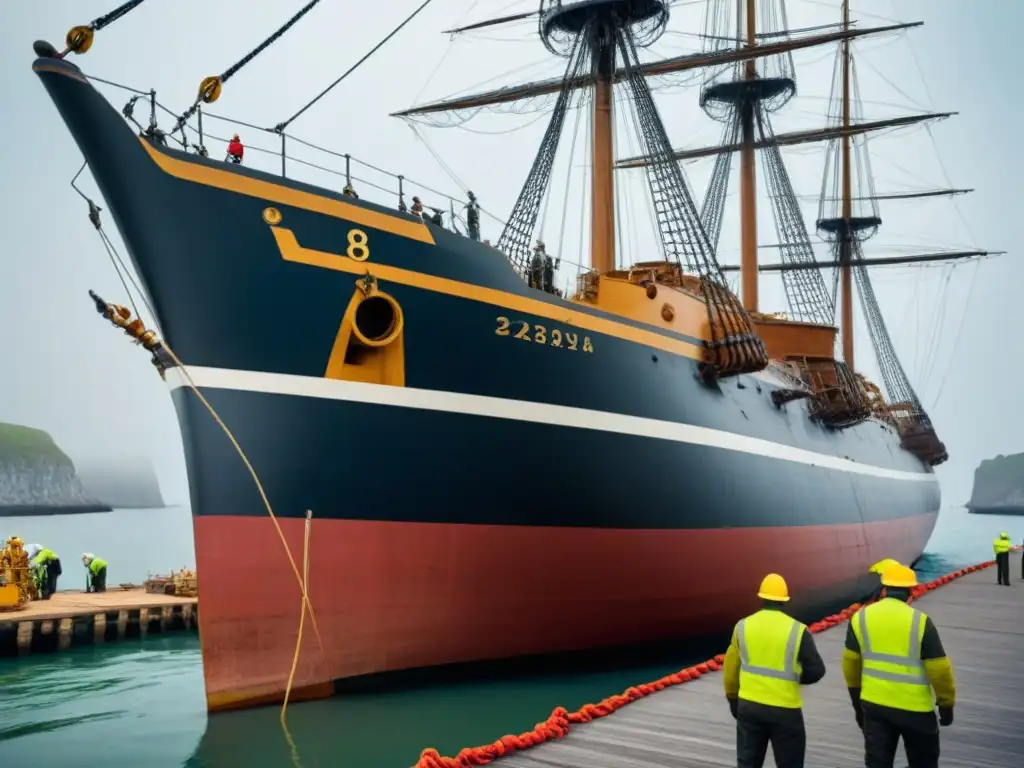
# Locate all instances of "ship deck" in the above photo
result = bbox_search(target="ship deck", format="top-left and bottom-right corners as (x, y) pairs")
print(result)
(0, 588), (197, 656)
(484, 551), (1024, 768)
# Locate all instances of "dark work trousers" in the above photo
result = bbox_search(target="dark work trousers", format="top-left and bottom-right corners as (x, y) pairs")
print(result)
(736, 704), (805, 768)
(996, 551), (1010, 585)
(90, 566), (107, 593)
(862, 703), (939, 768)
(44, 558), (61, 599)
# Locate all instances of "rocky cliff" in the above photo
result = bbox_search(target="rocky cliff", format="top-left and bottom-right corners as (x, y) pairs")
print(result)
(75, 455), (165, 509)
(0, 422), (110, 515)
(967, 453), (1024, 516)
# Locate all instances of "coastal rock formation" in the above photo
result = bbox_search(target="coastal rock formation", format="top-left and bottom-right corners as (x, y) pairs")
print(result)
(967, 453), (1024, 516)
(0, 422), (110, 515)
(75, 455), (165, 509)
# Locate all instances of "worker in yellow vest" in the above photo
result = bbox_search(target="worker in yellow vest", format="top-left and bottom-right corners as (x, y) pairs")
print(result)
(843, 563), (955, 768)
(993, 531), (1011, 586)
(723, 573), (826, 768)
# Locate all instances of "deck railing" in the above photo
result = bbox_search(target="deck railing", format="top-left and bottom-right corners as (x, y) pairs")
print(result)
(81, 75), (614, 301)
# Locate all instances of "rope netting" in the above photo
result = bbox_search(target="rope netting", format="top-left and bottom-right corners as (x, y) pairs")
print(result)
(414, 554), (1010, 768)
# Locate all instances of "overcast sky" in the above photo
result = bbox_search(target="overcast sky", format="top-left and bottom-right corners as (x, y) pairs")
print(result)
(0, 0), (1019, 507)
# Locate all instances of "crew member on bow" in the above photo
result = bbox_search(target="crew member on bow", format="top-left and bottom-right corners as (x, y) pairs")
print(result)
(410, 196), (424, 218)
(226, 134), (244, 165)
(843, 563), (955, 768)
(723, 573), (826, 768)
(82, 553), (108, 593)
(465, 191), (481, 241)
(993, 531), (1011, 586)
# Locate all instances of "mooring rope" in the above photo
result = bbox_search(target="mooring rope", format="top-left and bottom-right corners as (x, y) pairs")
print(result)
(73, 172), (327, 734)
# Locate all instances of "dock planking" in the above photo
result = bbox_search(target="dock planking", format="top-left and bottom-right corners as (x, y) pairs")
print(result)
(0, 588), (197, 656)
(496, 551), (1023, 768)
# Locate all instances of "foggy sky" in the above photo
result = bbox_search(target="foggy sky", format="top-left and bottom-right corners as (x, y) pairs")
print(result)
(0, 0), (1019, 507)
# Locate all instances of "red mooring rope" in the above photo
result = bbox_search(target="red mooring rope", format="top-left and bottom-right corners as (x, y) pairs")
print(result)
(414, 553), (1017, 768)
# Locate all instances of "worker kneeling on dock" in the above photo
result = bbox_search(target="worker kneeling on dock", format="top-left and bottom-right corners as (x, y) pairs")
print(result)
(26, 544), (62, 600)
(723, 573), (826, 768)
(81, 553), (107, 593)
(843, 564), (955, 768)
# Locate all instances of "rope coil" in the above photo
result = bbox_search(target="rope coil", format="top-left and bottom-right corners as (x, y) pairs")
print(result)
(414, 557), (1005, 768)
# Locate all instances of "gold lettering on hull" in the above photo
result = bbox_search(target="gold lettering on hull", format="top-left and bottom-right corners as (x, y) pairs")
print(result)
(496, 317), (594, 353)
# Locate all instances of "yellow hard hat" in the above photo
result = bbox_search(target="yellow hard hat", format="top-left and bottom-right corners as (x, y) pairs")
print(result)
(1000, 531), (1010, 539)
(880, 563), (918, 588)
(869, 558), (899, 575)
(757, 573), (790, 602)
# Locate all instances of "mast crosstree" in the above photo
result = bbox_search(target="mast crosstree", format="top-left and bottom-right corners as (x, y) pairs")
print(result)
(393, 0), (996, 460)
(490, 0), (768, 380)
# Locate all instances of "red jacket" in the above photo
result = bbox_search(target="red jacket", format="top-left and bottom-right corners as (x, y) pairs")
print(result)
(227, 140), (244, 159)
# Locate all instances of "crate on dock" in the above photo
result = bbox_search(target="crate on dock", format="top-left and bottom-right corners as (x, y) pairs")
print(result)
(144, 575), (174, 595)
(172, 569), (197, 598)
(144, 568), (198, 598)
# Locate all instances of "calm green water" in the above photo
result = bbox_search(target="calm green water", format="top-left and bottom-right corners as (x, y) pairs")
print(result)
(0, 506), (1017, 767)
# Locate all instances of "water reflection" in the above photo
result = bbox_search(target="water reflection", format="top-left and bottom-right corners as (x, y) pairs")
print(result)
(0, 635), (205, 765)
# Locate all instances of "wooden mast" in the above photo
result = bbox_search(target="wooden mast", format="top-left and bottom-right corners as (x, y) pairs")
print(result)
(739, 0), (759, 311)
(591, 24), (616, 274)
(839, 0), (855, 369)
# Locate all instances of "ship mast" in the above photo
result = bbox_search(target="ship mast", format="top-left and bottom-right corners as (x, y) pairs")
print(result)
(591, 22), (616, 274)
(839, 0), (854, 368)
(739, 0), (759, 311)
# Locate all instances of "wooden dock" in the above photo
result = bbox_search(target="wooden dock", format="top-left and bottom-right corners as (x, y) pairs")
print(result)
(0, 588), (198, 656)
(439, 552), (1023, 768)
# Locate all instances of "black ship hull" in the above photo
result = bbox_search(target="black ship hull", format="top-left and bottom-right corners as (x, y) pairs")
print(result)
(35, 55), (940, 712)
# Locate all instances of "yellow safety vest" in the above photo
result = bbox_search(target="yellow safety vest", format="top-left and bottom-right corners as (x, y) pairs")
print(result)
(736, 609), (805, 709)
(852, 599), (934, 712)
(993, 538), (1010, 555)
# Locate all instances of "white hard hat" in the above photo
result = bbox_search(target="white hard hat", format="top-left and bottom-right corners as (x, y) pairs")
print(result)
(81, 552), (94, 563)
(26, 543), (41, 559)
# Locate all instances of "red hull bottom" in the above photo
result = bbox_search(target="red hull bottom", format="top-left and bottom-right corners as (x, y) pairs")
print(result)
(194, 514), (936, 711)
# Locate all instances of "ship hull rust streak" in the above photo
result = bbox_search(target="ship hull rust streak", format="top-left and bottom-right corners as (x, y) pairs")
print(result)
(34, 55), (940, 713)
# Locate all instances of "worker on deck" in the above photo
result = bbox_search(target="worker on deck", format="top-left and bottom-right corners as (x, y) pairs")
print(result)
(993, 531), (1011, 586)
(410, 196), (424, 218)
(530, 240), (560, 295)
(226, 134), (243, 165)
(26, 544), (62, 600)
(465, 190), (481, 241)
(343, 182), (359, 199)
(81, 553), (108, 593)
(723, 573), (826, 768)
(868, 558), (901, 602)
(843, 563), (955, 768)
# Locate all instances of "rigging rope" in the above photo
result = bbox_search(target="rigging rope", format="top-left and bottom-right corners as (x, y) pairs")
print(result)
(70, 165), (327, 734)
(275, 0), (438, 132)
(62, 0), (147, 56)
(171, 0), (324, 135)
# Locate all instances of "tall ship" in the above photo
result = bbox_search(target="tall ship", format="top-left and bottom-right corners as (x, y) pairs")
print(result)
(31, 0), (998, 712)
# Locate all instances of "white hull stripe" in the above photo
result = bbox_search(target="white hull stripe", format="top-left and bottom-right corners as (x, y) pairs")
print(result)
(165, 366), (938, 484)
